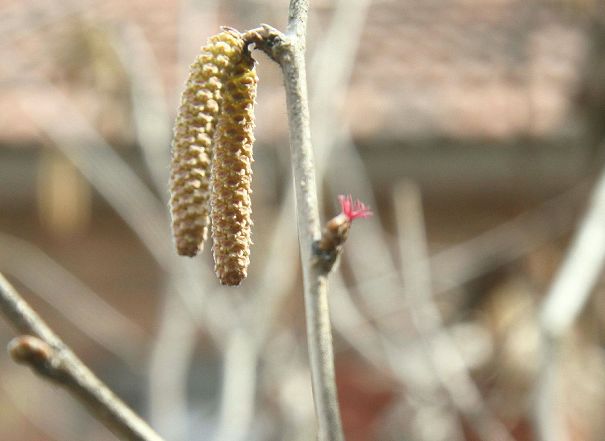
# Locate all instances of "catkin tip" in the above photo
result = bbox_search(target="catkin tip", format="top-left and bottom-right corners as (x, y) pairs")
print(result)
(219, 269), (247, 286)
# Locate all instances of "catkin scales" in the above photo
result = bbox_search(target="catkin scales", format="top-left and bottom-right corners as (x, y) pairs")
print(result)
(211, 49), (257, 286)
(169, 28), (258, 286)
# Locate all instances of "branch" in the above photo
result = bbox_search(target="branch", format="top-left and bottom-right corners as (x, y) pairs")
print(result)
(534, 159), (605, 441)
(244, 4), (345, 438)
(286, 0), (310, 41)
(213, 328), (257, 441)
(395, 182), (516, 441)
(0, 272), (165, 441)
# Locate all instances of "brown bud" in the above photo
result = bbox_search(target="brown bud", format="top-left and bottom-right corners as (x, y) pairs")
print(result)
(8, 335), (53, 366)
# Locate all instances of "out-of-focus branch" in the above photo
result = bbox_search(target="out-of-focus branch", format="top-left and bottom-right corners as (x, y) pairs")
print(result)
(273, 3), (344, 436)
(19, 86), (172, 269)
(0, 272), (165, 441)
(534, 155), (605, 441)
(213, 328), (256, 441)
(110, 23), (172, 194)
(395, 182), (516, 441)
(335, 178), (585, 331)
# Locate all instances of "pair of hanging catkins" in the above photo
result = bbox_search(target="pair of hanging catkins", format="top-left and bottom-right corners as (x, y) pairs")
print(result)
(169, 28), (256, 286)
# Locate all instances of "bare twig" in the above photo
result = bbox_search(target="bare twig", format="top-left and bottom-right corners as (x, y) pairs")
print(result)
(240, 0), (372, 429)
(110, 23), (172, 194)
(534, 156), (605, 441)
(245, 2), (345, 437)
(276, 2), (345, 437)
(0, 272), (165, 441)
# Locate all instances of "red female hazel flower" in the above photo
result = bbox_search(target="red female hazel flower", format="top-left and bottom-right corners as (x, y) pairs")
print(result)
(338, 194), (373, 221)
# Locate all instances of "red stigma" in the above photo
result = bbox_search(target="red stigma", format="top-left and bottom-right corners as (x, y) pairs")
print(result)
(338, 195), (373, 221)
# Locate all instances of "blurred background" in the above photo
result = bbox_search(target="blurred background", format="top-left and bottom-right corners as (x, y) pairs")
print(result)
(1, 0), (605, 440)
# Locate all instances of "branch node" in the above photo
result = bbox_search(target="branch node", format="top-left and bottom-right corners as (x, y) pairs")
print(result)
(243, 25), (288, 63)
(313, 214), (349, 274)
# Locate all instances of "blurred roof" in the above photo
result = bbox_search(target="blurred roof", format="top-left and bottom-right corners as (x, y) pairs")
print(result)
(0, 0), (593, 146)
(348, 0), (590, 140)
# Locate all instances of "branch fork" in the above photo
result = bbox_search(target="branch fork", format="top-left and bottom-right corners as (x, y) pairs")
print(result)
(243, 25), (288, 64)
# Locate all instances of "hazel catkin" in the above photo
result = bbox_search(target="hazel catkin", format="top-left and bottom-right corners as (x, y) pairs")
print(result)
(169, 30), (246, 257)
(210, 48), (258, 285)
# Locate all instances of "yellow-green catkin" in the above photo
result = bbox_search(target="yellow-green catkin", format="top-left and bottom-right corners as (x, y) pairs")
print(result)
(169, 30), (246, 257)
(211, 48), (258, 286)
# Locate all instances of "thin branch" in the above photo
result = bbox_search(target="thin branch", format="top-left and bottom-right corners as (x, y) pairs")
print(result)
(278, 4), (345, 437)
(286, 0), (310, 41)
(245, 4), (345, 438)
(245, 0), (370, 398)
(0, 272), (165, 441)
(534, 154), (605, 441)
(110, 22), (173, 194)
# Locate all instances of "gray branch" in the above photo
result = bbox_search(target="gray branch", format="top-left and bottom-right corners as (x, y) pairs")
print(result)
(0, 272), (165, 441)
(534, 158), (605, 441)
(244, 2), (345, 437)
